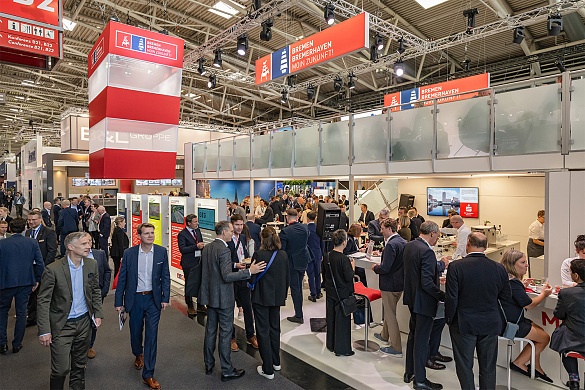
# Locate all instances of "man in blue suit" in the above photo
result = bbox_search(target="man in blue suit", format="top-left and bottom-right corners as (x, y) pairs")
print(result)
(177, 214), (205, 315)
(245, 213), (261, 252)
(88, 248), (111, 359)
(97, 206), (111, 258)
(306, 211), (325, 302)
(0, 217), (44, 354)
(58, 200), (79, 257)
(279, 209), (312, 323)
(115, 223), (170, 390)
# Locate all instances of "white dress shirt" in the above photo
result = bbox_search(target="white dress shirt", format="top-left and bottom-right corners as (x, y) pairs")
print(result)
(561, 256), (579, 286)
(452, 224), (472, 260)
(137, 245), (154, 292)
(528, 219), (544, 240)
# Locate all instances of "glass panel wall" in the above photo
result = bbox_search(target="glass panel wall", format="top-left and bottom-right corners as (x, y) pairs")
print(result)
(321, 121), (349, 165)
(206, 141), (218, 172)
(219, 138), (234, 171)
(271, 131), (293, 168)
(234, 137), (250, 170)
(390, 106), (434, 161)
(252, 134), (270, 169)
(353, 115), (388, 163)
(294, 125), (319, 167)
(193, 143), (205, 173)
(571, 78), (585, 151)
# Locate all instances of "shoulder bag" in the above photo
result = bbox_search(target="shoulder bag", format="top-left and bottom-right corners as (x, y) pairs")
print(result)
(247, 251), (277, 290)
(498, 300), (523, 340)
(326, 252), (358, 317)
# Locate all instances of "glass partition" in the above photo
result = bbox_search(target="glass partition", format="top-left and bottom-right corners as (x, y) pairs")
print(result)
(206, 141), (218, 172)
(193, 143), (205, 173)
(234, 136), (250, 170)
(494, 83), (561, 155)
(571, 78), (585, 151)
(252, 134), (270, 169)
(271, 130), (293, 168)
(219, 138), (234, 171)
(294, 125), (319, 167)
(353, 114), (388, 163)
(321, 121), (349, 165)
(390, 106), (434, 161)
(436, 96), (490, 158)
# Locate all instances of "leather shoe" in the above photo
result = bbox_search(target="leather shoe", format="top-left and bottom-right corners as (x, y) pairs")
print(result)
(197, 305), (207, 313)
(568, 381), (580, 390)
(425, 359), (446, 370)
(286, 316), (304, 324)
(431, 353), (452, 363)
(403, 373), (415, 383)
(187, 307), (197, 316)
(317, 292), (323, 299)
(247, 336), (259, 348)
(221, 368), (245, 382)
(134, 354), (144, 370)
(12, 345), (22, 353)
(413, 379), (443, 390)
(530, 365), (553, 383)
(0, 344), (8, 354)
(205, 366), (213, 375)
(231, 338), (239, 352)
(335, 351), (355, 357)
(142, 377), (161, 389)
(308, 296), (317, 302)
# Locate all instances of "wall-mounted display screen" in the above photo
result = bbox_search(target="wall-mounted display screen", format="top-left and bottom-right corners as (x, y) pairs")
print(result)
(170, 205), (184, 224)
(149, 180), (161, 186)
(132, 201), (141, 216)
(72, 178), (87, 186)
(427, 187), (479, 218)
(136, 180), (149, 186)
(160, 179), (172, 186)
(198, 207), (216, 231)
(117, 199), (125, 214)
(103, 179), (116, 186)
(172, 179), (183, 186)
(88, 179), (102, 186)
(148, 202), (160, 220)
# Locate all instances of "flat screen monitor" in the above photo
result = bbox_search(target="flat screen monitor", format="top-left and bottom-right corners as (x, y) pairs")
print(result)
(102, 179), (116, 186)
(148, 202), (160, 220)
(427, 187), (479, 218)
(88, 179), (102, 186)
(136, 180), (148, 186)
(170, 204), (184, 224)
(149, 180), (160, 186)
(198, 207), (216, 231)
(172, 179), (183, 186)
(72, 178), (87, 186)
(160, 179), (172, 186)
(117, 199), (125, 214)
(131, 201), (141, 216)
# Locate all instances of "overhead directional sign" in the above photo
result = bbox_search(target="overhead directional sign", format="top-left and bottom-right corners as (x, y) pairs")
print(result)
(255, 12), (369, 85)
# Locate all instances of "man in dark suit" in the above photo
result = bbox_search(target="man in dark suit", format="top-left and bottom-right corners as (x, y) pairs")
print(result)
(341, 194), (349, 207)
(199, 220), (265, 381)
(25, 210), (58, 327)
(368, 209), (389, 244)
(445, 233), (510, 390)
(58, 200), (79, 257)
(37, 232), (103, 389)
(97, 206), (111, 258)
(0, 206), (12, 232)
(280, 209), (312, 324)
(306, 211), (325, 302)
(270, 196), (284, 222)
(255, 201), (274, 225)
(177, 214), (205, 315)
(0, 217), (44, 354)
(372, 218), (407, 356)
(339, 203), (349, 231)
(115, 223), (170, 390)
(403, 221), (444, 390)
(358, 203), (375, 229)
(42, 201), (53, 228)
(52, 198), (62, 238)
(87, 247), (111, 359)
(246, 213), (261, 251)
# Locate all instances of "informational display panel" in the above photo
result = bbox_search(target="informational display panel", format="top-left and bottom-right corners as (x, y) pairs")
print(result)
(130, 194), (148, 246)
(60, 114), (89, 153)
(168, 196), (195, 285)
(427, 187), (479, 218)
(147, 195), (169, 250)
(116, 193), (130, 233)
(195, 198), (228, 243)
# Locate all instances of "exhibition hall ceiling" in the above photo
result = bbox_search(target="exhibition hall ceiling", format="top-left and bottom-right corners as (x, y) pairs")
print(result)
(1, 0), (585, 152)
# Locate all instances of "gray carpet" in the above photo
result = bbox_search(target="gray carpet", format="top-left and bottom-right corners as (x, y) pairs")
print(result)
(0, 295), (303, 390)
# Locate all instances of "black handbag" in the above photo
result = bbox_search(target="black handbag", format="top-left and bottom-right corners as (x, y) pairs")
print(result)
(326, 253), (357, 317)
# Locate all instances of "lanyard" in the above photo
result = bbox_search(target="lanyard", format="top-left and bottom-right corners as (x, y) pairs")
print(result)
(31, 226), (40, 239)
(188, 228), (198, 243)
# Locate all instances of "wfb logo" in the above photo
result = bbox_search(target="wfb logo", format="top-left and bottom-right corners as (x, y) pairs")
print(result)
(131, 35), (146, 52)
(271, 47), (290, 79)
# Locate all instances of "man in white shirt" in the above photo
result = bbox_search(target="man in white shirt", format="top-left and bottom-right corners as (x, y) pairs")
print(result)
(561, 236), (585, 287)
(443, 216), (472, 262)
(527, 210), (545, 258)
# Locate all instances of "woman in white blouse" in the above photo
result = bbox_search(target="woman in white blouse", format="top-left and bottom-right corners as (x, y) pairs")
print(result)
(561, 235), (585, 287)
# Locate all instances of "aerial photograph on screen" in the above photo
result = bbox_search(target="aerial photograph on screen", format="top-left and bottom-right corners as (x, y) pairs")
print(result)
(132, 201), (141, 216)
(149, 202), (160, 220)
(170, 205), (184, 224)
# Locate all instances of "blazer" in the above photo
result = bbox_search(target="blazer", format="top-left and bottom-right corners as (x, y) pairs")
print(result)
(322, 251), (354, 301)
(177, 227), (203, 270)
(198, 239), (252, 309)
(307, 223), (325, 262)
(114, 244), (171, 313)
(41, 208), (52, 227)
(246, 221), (261, 251)
(409, 217), (422, 239)
(110, 226), (130, 259)
(270, 200), (284, 221)
(231, 206), (246, 219)
(227, 233), (249, 287)
(358, 210), (375, 226)
(403, 237), (445, 317)
(367, 219), (384, 243)
(550, 282), (585, 353)
(373, 234), (407, 292)
(280, 221), (312, 270)
(257, 206), (274, 225)
(91, 249), (111, 299)
(398, 227), (411, 242)
(25, 225), (58, 266)
(52, 204), (61, 227)
(37, 256), (103, 338)
(445, 252), (511, 335)
(250, 250), (289, 306)
(0, 234), (44, 289)
(98, 212), (111, 238)
(343, 236), (360, 255)
(58, 207), (79, 234)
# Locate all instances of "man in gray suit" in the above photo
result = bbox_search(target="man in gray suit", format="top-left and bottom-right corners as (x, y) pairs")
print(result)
(199, 220), (265, 382)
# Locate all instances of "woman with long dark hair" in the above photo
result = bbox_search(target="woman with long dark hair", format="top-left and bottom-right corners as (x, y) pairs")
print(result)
(110, 216), (129, 277)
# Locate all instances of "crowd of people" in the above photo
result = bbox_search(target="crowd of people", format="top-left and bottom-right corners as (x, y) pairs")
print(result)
(0, 187), (584, 390)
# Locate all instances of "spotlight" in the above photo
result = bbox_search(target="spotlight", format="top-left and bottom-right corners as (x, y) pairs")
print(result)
(513, 26), (525, 44)
(347, 74), (355, 90)
(333, 76), (343, 92)
(213, 49), (222, 68)
(307, 85), (316, 100)
(208, 74), (216, 89)
(287, 75), (297, 88)
(375, 34), (384, 51)
(463, 8), (479, 34)
(260, 20), (273, 41)
(370, 45), (378, 62)
(463, 59), (471, 71)
(555, 60), (566, 72)
(281, 89), (288, 104)
(253, 0), (261, 10)
(160, 29), (169, 35)
(197, 58), (207, 75)
(397, 38), (405, 54)
(324, 3), (335, 25)
(110, 16), (119, 22)
(237, 34), (248, 55)
(394, 60), (405, 77)
(548, 14), (563, 36)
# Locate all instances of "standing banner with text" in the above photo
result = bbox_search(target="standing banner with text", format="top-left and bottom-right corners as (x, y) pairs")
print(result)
(384, 73), (490, 110)
(169, 197), (185, 284)
(255, 12), (369, 85)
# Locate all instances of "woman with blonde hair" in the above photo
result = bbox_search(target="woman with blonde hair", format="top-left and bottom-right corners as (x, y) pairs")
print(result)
(300, 202), (313, 224)
(397, 215), (411, 241)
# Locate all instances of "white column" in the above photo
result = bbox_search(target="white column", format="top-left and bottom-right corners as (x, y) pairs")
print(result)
(334, 179), (339, 201)
(249, 178), (255, 217)
(349, 175), (355, 223)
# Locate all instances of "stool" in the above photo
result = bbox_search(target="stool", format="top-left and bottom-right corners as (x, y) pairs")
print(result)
(561, 351), (585, 384)
(353, 282), (382, 352)
(498, 336), (535, 390)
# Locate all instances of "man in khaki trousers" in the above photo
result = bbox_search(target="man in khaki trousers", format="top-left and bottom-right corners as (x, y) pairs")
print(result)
(372, 218), (407, 356)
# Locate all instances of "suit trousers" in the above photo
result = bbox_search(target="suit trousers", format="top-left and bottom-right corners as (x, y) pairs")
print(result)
(89, 297), (105, 349)
(232, 284), (254, 339)
(98, 237), (109, 258)
(306, 258), (322, 298)
(27, 269), (40, 323)
(90, 231), (100, 249)
(325, 295), (352, 355)
(380, 291), (402, 352)
(0, 286), (32, 347)
(15, 204), (23, 217)
(428, 317), (446, 359)
(129, 293), (161, 379)
(204, 306), (235, 375)
(183, 266), (194, 308)
(289, 268), (305, 318)
(405, 309), (434, 383)
(253, 303), (281, 375)
(449, 323), (498, 390)
(49, 313), (91, 390)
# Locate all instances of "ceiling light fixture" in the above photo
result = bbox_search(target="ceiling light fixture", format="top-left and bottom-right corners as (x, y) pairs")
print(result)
(397, 37), (405, 54)
(62, 18), (77, 31)
(260, 20), (273, 41)
(347, 74), (356, 90)
(209, 1), (239, 19)
(208, 74), (217, 88)
(375, 34), (384, 51)
(287, 75), (297, 88)
(281, 90), (288, 104)
(463, 8), (479, 34)
(333, 76), (343, 92)
(324, 3), (335, 25)
(237, 34), (248, 55)
(307, 85), (316, 100)
(547, 14), (563, 36)
(513, 26), (525, 44)
(370, 45), (378, 62)
(197, 58), (207, 75)
(463, 59), (471, 71)
(413, 0), (448, 9)
(213, 48), (222, 67)
(394, 60), (405, 77)
(555, 60), (566, 72)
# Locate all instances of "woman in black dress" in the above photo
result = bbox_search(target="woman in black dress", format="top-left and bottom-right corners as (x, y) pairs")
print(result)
(499, 250), (553, 381)
(110, 216), (129, 277)
(250, 226), (289, 380)
(322, 229), (356, 356)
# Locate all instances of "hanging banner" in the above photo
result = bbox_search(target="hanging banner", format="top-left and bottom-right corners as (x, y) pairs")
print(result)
(255, 12), (369, 85)
(384, 73), (490, 110)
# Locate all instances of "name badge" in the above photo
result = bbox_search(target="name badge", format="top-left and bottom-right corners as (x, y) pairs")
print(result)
(194, 250), (202, 257)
